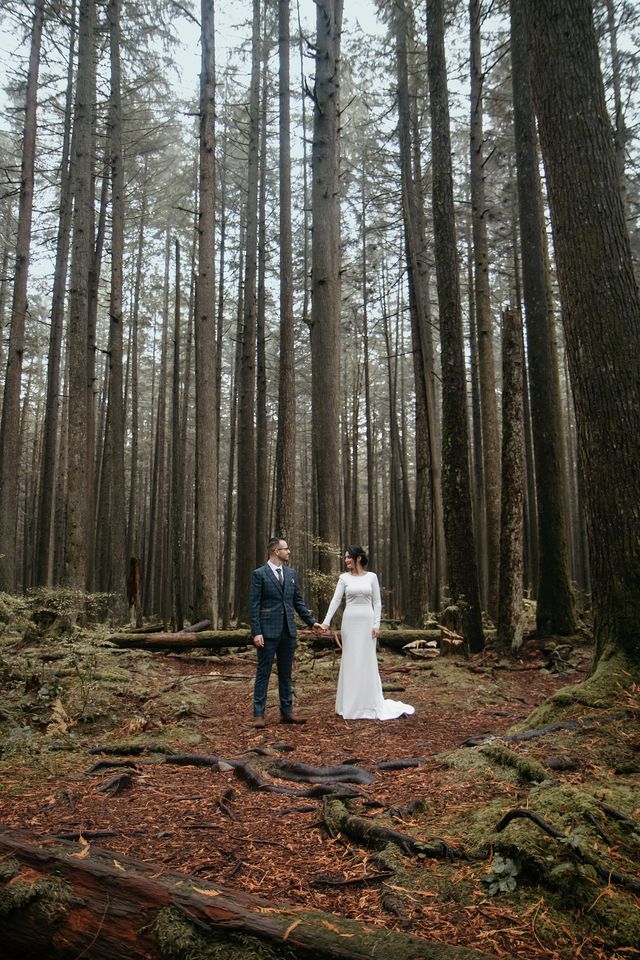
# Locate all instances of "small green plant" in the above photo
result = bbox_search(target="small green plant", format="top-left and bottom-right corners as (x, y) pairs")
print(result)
(483, 854), (519, 896)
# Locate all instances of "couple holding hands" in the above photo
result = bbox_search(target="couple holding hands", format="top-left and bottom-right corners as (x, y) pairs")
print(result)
(249, 537), (415, 727)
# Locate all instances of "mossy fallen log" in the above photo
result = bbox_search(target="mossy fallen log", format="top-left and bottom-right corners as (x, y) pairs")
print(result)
(108, 629), (254, 649)
(0, 827), (499, 960)
(107, 628), (444, 653)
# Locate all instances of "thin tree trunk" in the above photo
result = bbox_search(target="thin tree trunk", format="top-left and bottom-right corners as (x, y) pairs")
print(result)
(105, 0), (126, 618)
(0, 0), (44, 591)
(255, 15), (269, 558)
(35, 0), (76, 586)
(469, 0), (501, 622)
(274, 0), (296, 542)
(65, 0), (96, 589)
(171, 239), (184, 629)
(235, 0), (261, 620)
(126, 158), (148, 565)
(497, 308), (525, 651)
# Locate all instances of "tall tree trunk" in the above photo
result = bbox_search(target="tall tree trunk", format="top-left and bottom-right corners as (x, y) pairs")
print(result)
(35, 0), (76, 587)
(526, 0), (640, 672)
(497, 308), (525, 651)
(235, 0), (261, 620)
(104, 0), (126, 618)
(394, 0), (435, 624)
(469, 0), (501, 621)
(65, 0), (96, 589)
(310, 0), (343, 580)
(361, 185), (375, 569)
(274, 0), (296, 543)
(510, 0), (577, 635)
(194, 0), (218, 625)
(255, 17), (269, 559)
(86, 152), (108, 590)
(126, 159), (148, 565)
(171, 239), (184, 629)
(426, 0), (484, 652)
(0, 0), (44, 591)
(465, 224), (487, 609)
(144, 231), (170, 616)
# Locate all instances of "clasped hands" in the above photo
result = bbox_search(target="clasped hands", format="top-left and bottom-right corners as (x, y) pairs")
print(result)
(312, 623), (329, 635)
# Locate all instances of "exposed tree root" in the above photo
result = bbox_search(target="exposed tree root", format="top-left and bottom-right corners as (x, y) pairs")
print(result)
(322, 798), (470, 860)
(494, 808), (640, 894)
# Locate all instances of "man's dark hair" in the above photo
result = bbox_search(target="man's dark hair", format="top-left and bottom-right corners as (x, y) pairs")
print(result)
(267, 536), (282, 556)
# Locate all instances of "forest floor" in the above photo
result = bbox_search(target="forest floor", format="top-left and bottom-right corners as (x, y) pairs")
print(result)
(0, 591), (638, 960)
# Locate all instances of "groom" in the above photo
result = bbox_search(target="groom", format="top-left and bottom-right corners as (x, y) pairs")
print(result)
(249, 537), (321, 727)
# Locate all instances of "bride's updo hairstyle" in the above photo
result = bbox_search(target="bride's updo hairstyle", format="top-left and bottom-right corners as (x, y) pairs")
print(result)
(346, 545), (368, 568)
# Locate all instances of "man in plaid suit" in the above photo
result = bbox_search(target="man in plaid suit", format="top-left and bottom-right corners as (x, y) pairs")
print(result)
(250, 537), (321, 727)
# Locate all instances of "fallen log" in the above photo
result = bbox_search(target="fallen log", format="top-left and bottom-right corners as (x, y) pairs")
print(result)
(108, 629), (254, 649)
(0, 828), (498, 960)
(178, 619), (211, 633)
(107, 627), (445, 653)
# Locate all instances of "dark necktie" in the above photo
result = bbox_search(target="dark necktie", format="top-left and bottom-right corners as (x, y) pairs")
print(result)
(276, 567), (283, 587)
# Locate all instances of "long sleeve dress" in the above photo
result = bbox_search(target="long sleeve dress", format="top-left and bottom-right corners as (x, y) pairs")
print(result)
(322, 572), (415, 720)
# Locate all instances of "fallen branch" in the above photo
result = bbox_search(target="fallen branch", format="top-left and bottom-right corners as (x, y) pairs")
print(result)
(0, 828), (499, 960)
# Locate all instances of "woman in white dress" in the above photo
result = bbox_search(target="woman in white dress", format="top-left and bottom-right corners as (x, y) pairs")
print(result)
(322, 546), (415, 720)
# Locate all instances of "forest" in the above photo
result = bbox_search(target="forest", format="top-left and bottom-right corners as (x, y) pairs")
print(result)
(0, 0), (639, 958)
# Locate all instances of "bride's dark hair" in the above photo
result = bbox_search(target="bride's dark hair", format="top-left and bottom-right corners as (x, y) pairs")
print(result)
(346, 545), (368, 567)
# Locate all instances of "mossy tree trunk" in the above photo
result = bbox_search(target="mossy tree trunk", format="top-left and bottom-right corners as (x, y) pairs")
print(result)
(510, 0), (577, 637)
(526, 0), (640, 673)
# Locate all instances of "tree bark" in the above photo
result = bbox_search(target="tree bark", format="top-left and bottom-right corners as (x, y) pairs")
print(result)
(510, 0), (576, 636)
(310, 0), (343, 581)
(497, 309), (525, 651)
(0, 829), (494, 960)
(35, 0), (76, 587)
(194, 0), (218, 625)
(394, 0), (436, 624)
(171, 239), (184, 630)
(235, 0), (261, 620)
(64, 0), (96, 589)
(0, 0), (44, 591)
(426, 0), (484, 653)
(274, 0), (296, 543)
(105, 0), (126, 619)
(526, 0), (640, 671)
(469, 0), (501, 622)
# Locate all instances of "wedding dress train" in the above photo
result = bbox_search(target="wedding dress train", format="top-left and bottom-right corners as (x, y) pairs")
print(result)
(323, 572), (415, 720)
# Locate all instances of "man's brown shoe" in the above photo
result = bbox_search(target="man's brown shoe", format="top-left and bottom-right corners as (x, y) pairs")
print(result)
(280, 715), (306, 725)
(254, 716), (266, 728)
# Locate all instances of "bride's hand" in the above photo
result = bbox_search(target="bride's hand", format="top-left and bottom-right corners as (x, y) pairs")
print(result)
(372, 628), (379, 639)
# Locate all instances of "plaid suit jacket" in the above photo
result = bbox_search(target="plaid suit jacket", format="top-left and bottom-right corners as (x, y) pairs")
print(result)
(249, 564), (316, 639)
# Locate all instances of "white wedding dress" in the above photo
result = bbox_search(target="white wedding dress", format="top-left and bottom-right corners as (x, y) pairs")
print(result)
(322, 572), (415, 720)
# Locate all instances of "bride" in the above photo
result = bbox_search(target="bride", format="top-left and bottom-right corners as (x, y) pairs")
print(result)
(321, 546), (415, 721)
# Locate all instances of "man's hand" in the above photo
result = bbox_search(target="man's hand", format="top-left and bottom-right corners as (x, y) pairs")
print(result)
(312, 623), (326, 635)
(253, 634), (265, 648)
